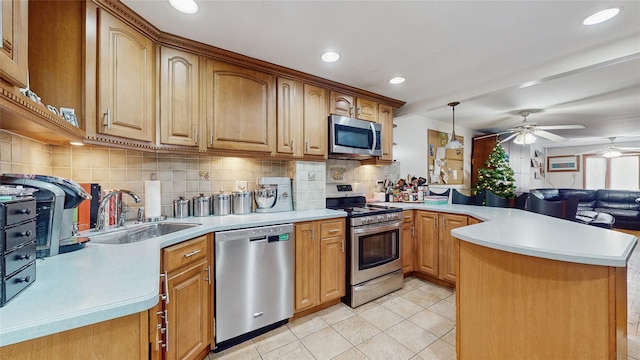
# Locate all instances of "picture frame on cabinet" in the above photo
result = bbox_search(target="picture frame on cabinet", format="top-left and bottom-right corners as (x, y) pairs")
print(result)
(46, 105), (60, 116)
(60, 108), (79, 127)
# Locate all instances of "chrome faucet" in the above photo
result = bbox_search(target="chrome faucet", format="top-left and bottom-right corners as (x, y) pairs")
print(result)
(95, 190), (142, 231)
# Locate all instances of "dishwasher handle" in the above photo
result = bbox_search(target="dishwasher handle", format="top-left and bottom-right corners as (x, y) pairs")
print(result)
(250, 236), (267, 242)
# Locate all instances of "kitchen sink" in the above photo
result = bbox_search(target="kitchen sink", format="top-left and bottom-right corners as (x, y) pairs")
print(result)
(89, 222), (201, 245)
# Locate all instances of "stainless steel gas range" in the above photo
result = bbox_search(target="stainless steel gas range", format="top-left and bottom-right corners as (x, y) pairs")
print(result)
(326, 184), (403, 308)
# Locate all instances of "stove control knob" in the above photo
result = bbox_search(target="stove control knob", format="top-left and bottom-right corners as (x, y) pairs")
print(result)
(377, 215), (385, 222)
(362, 217), (371, 224)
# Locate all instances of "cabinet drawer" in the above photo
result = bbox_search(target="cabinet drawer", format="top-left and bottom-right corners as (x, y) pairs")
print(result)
(320, 219), (344, 239)
(402, 210), (414, 224)
(4, 240), (36, 276)
(2, 260), (36, 306)
(2, 220), (36, 253)
(163, 236), (208, 273)
(0, 199), (36, 228)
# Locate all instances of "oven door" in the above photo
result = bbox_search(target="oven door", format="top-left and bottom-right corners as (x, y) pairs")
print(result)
(350, 219), (402, 285)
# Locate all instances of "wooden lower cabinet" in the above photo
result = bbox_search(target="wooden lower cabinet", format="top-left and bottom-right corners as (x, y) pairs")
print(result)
(1, 312), (149, 360)
(401, 210), (415, 274)
(155, 235), (213, 360)
(295, 219), (346, 313)
(414, 211), (469, 284)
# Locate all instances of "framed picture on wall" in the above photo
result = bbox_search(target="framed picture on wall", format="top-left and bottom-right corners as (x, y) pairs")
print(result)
(547, 155), (580, 172)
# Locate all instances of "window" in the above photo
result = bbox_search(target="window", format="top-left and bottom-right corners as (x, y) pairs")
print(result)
(584, 154), (640, 190)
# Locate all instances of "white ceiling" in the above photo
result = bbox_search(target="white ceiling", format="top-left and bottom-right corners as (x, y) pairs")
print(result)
(122, 0), (640, 147)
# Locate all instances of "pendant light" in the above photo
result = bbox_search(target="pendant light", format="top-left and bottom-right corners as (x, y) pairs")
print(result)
(445, 102), (464, 149)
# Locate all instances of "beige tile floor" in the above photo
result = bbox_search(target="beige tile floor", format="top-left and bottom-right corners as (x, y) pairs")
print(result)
(209, 245), (640, 360)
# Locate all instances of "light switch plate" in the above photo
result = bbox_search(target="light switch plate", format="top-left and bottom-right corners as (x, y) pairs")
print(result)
(235, 180), (248, 191)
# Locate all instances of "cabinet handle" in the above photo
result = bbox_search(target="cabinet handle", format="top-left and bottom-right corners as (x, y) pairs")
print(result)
(311, 227), (315, 240)
(205, 265), (211, 284)
(164, 310), (169, 352)
(328, 229), (339, 234)
(411, 226), (415, 237)
(16, 276), (31, 283)
(305, 140), (309, 153)
(209, 128), (213, 145)
(350, 107), (354, 117)
(194, 127), (198, 144)
(341, 238), (344, 253)
(17, 253), (32, 261)
(103, 108), (111, 129)
(159, 272), (169, 304)
(17, 208), (31, 215)
(183, 249), (201, 258)
(357, 107), (361, 117)
(291, 138), (294, 152)
(19, 230), (32, 237)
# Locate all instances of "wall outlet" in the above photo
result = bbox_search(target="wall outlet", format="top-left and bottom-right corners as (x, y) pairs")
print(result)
(235, 180), (248, 191)
(308, 171), (316, 181)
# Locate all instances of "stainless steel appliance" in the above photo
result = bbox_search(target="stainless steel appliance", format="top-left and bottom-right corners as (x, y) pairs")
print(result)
(211, 191), (231, 216)
(1, 174), (91, 257)
(0, 195), (37, 307)
(192, 193), (211, 217)
(231, 190), (252, 214)
(326, 183), (403, 308)
(214, 224), (294, 351)
(328, 114), (382, 159)
(172, 196), (190, 218)
(254, 177), (293, 213)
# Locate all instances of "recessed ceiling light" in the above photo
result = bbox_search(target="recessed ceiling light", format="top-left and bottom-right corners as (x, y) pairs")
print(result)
(321, 52), (340, 63)
(389, 77), (405, 85)
(169, 0), (198, 14)
(583, 8), (620, 25)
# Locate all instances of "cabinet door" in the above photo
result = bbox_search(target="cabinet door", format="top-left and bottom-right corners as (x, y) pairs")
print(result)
(160, 47), (200, 147)
(294, 221), (319, 312)
(97, 10), (154, 142)
(415, 211), (439, 277)
(329, 91), (354, 117)
(401, 223), (415, 275)
(468, 217), (482, 225)
(356, 98), (378, 122)
(205, 60), (275, 152)
(302, 84), (327, 156)
(439, 213), (468, 283)
(166, 260), (211, 360)
(319, 219), (345, 303)
(378, 104), (394, 161)
(0, 0), (28, 88)
(276, 77), (303, 155)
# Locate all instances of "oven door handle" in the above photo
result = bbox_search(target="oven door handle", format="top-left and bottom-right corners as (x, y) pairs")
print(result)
(352, 220), (403, 235)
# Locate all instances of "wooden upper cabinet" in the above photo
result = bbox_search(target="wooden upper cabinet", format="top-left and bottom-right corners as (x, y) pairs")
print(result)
(160, 47), (200, 147)
(0, 0), (28, 88)
(276, 77), (303, 155)
(356, 98), (378, 122)
(378, 104), (393, 161)
(303, 84), (327, 156)
(205, 60), (275, 152)
(97, 9), (155, 142)
(329, 91), (354, 117)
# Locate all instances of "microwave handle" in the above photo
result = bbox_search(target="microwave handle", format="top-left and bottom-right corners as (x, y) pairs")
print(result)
(369, 122), (377, 153)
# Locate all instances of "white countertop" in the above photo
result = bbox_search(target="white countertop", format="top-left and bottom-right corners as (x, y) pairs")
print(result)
(386, 202), (637, 267)
(1, 204), (637, 347)
(0, 209), (345, 347)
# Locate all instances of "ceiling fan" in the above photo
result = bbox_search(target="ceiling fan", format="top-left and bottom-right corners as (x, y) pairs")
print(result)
(476, 110), (585, 145)
(575, 137), (640, 158)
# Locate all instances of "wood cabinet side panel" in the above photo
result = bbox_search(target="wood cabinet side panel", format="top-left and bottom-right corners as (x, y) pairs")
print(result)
(457, 241), (614, 359)
(378, 104), (393, 161)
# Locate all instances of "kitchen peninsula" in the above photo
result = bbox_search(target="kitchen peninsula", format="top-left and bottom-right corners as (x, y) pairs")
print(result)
(0, 203), (636, 359)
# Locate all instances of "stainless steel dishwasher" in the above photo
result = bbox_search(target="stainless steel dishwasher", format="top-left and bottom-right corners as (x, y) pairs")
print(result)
(214, 223), (294, 351)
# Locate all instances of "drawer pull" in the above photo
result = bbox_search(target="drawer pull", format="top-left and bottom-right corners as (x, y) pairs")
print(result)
(404, 216), (411, 219)
(19, 230), (33, 238)
(328, 229), (340, 233)
(17, 253), (32, 261)
(16, 276), (31, 283)
(17, 208), (32, 215)
(183, 249), (202, 258)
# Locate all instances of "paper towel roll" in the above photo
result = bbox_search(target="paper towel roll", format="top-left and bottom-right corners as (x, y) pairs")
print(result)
(145, 180), (162, 218)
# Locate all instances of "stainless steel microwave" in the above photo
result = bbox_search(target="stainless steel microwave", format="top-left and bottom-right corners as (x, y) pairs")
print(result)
(328, 115), (382, 159)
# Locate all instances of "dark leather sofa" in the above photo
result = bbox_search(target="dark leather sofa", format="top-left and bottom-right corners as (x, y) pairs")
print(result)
(530, 188), (640, 230)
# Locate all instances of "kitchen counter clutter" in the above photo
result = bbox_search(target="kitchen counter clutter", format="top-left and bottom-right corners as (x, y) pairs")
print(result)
(0, 209), (345, 347)
(0, 203), (637, 349)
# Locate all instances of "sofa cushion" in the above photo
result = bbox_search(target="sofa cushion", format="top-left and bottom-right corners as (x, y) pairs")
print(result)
(595, 208), (640, 221)
(530, 189), (560, 201)
(595, 189), (640, 211)
(558, 189), (597, 209)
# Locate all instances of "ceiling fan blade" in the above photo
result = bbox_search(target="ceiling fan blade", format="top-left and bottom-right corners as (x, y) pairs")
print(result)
(500, 133), (519, 143)
(474, 131), (511, 141)
(536, 125), (585, 130)
(619, 147), (640, 151)
(533, 130), (568, 142)
(574, 150), (599, 156)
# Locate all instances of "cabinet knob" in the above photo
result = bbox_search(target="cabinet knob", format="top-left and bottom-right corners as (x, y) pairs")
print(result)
(17, 208), (31, 215)
(16, 276), (31, 283)
(20, 230), (32, 238)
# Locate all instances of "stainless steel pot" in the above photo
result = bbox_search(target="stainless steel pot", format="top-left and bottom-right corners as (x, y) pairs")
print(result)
(173, 196), (191, 218)
(211, 191), (231, 216)
(193, 194), (211, 217)
(232, 190), (252, 214)
(254, 186), (277, 209)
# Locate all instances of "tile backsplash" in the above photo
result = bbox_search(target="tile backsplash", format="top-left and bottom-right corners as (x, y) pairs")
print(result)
(1, 130), (400, 216)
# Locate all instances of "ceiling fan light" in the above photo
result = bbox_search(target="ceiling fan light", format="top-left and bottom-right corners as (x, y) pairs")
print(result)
(603, 149), (622, 158)
(513, 132), (536, 145)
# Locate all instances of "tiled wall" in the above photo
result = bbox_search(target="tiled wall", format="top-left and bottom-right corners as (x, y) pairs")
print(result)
(1, 130), (401, 216)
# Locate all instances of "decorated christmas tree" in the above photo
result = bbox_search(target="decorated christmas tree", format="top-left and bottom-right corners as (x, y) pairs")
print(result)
(473, 142), (516, 198)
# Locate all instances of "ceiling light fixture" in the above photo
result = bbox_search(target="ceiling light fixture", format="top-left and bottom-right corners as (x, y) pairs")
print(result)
(69, 141), (85, 146)
(603, 148), (622, 158)
(444, 102), (464, 149)
(169, 0), (198, 14)
(583, 8), (620, 25)
(389, 77), (405, 85)
(321, 52), (340, 63)
(513, 131), (537, 145)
